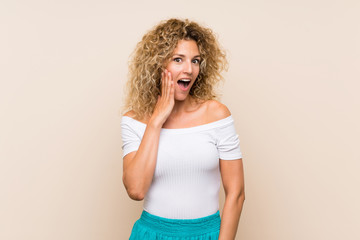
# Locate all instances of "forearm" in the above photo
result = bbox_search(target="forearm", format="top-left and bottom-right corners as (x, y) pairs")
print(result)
(219, 194), (245, 240)
(123, 118), (162, 199)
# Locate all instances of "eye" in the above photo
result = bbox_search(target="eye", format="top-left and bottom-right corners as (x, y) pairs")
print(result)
(173, 58), (182, 63)
(192, 59), (200, 64)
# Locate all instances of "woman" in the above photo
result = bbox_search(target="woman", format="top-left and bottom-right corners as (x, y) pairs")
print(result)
(121, 18), (245, 240)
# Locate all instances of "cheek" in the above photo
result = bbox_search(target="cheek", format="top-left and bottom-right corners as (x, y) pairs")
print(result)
(194, 67), (200, 77)
(166, 66), (180, 76)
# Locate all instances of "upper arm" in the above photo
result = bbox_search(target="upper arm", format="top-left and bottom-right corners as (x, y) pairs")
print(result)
(213, 100), (244, 196)
(121, 113), (139, 180)
(220, 158), (245, 198)
(121, 112), (140, 161)
(123, 151), (137, 171)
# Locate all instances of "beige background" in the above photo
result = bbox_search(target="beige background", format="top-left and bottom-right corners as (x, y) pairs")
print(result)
(1, 0), (359, 239)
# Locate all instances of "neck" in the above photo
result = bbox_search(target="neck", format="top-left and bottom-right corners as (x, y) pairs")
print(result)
(170, 96), (197, 117)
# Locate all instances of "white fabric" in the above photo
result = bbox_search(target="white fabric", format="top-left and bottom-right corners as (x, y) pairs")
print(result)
(121, 115), (242, 219)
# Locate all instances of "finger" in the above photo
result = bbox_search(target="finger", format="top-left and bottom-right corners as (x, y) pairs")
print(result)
(165, 70), (172, 99)
(162, 69), (168, 98)
(169, 72), (175, 98)
(167, 70), (173, 89)
(164, 69), (170, 98)
(161, 70), (167, 97)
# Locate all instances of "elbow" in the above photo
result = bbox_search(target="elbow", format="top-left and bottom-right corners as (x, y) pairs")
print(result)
(127, 190), (145, 201)
(238, 188), (245, 202)
(122, 175), (145, 201)
(240, 192), (245, 202)
(234, 192), (245, 208)
(226, 188), (245, 204)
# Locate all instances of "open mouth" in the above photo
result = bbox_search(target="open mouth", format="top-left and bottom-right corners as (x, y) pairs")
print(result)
(177, 79), (191, 90)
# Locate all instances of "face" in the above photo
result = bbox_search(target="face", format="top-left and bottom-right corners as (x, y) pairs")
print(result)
(165, 39), (200, 101)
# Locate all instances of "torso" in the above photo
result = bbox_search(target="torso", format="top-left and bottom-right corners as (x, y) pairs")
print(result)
(122, 99), (240, 219)
(121, 106), (240, 219)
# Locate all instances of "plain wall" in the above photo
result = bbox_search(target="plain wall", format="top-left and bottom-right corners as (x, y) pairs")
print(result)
(1, 0), (359, 239)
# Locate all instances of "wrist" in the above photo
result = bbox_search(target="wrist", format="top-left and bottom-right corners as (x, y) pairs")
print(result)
(148, 116), (164, 129)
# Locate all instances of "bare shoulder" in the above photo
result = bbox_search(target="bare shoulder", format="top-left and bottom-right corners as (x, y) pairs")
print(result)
(123, 110), (136, 118)
(205, 100), (231, 122)
(123, 110), (148, 124)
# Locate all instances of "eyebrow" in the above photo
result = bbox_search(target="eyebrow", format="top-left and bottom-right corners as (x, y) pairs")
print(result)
(173, 54), (201, 58)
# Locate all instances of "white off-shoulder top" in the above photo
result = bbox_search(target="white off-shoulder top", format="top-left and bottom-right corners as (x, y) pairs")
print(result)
(121, 115), (242, 219)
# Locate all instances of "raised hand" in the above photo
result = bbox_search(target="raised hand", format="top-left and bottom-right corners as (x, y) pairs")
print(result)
(123, 69), (175, 200)
(150, 69), (175, 126)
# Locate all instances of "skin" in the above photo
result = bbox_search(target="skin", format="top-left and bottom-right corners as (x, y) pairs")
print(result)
(122, 39), (245, 240)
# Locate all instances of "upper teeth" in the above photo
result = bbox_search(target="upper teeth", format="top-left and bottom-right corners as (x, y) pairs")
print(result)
(180, 79), (191, 82)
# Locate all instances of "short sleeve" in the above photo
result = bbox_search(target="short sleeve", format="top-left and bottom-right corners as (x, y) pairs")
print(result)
(216, 121), (242, 160)
(121, 117), (141, 158)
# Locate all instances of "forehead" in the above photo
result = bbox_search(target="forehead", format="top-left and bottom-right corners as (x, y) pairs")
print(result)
(173, 39), (200, 56)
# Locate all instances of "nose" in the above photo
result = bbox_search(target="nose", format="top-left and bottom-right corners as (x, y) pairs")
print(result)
(183, 60), (192, 75)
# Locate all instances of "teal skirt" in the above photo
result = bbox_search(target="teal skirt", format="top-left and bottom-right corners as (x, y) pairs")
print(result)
(129, 210), (221, 239)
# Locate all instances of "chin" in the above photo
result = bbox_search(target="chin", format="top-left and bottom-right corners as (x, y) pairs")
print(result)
(174, 97), (187, 102)
(174, 94), (189, 101)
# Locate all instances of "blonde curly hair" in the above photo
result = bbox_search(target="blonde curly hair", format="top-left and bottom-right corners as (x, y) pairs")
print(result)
(124, 18), (228, 119)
